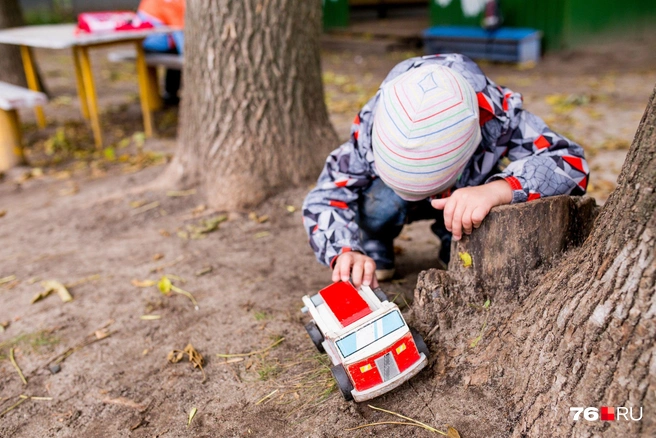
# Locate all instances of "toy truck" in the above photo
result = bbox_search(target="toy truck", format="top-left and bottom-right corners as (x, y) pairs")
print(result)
(301, 281), (429, 402)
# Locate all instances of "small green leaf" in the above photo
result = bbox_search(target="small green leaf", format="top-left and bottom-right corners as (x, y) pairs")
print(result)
(158, 276), (172, 294)
(483, 299), (490, 309)
(458, 252), (472, 268)
(103, 147), (116, 161)
(187, 407), (197, 427)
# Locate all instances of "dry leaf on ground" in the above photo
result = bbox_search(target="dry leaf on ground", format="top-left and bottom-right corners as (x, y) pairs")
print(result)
(132, 279), (156, 288)
(167, 344), (205, 381)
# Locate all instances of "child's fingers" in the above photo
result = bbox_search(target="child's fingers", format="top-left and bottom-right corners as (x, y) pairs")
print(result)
(472, 206), (487, 228)
(442, 198), (456, 232)
(450, 201), (467, 241)
(362, 258), (376, 286)
(462, 205), (474, 235)
(431, 198), (447, 210)
(339, 254), (352, 282)
(351, 258), (364, 288)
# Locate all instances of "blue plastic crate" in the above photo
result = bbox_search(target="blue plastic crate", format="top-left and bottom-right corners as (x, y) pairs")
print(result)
(423, 26), (542, 63)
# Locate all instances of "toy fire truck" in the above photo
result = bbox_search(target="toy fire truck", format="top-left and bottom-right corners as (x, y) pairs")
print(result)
(301, 281), (429, 402)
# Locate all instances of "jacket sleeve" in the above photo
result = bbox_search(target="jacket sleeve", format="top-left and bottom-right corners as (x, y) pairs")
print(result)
(302, 116), (375, 267)
(486, 86), (590, 203)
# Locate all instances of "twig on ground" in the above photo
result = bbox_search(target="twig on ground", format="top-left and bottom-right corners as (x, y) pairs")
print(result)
(131, 201), (160, 215)
(366, 404), (448, 436)
(346, 421), (438, 432)
(0, 395), (52, 418)
(216, 337), (284, 358)
(9, 348), (27, 385)
(255, 389), (279, 405)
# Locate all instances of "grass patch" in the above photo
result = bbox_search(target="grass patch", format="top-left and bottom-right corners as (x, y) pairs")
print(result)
(0, 330), (60, 361)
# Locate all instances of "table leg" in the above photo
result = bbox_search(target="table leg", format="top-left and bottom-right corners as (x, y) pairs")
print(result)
(77, 46), (103, 148)
(72, 47), (90, 120)
(19, 45), (46, 128)
(134, 41), (154, 138)
(0, 109), (25, 172)
(146, 65), (163, 111)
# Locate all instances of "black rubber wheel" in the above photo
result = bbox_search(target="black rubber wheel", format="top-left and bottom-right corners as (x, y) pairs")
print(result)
(410, 326), (430, 358)
(372, 287), (388, 302)
(305, 321), (325, 353)
(330, 364), (354, 401)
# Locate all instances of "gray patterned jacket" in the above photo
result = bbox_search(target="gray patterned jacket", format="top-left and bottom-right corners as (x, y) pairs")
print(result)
(303, 54), (589, 267)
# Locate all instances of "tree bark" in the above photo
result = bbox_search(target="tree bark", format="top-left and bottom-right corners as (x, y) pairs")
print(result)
(0, 0), (26, 86)
(168, 0), (338, 210)
(412, 85), (656, 436)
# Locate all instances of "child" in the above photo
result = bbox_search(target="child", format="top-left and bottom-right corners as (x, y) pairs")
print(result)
(302, 54), (589, 288)
(137, 0), (185, 105)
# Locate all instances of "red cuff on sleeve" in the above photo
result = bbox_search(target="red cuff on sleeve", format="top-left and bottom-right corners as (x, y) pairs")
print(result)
(330, 247), (352, 269)
(504, 176), (523, 191)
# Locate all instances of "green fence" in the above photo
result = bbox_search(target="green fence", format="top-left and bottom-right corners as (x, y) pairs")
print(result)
(429, 0), (656, 51)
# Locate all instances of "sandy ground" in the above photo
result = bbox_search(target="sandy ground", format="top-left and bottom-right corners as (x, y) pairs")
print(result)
(1, 33), (655, 437)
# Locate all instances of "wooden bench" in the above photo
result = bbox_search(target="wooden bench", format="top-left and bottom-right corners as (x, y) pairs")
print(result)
(108, 49), (183, 110)
(0, 81), (48, 171)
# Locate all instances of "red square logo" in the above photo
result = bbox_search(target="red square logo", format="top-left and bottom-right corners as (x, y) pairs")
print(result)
(601, 406), (615, 421)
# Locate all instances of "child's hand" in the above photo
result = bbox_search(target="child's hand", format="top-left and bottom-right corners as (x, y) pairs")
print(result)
(332, 252), (379, 289)
(431, 180), (512, 241)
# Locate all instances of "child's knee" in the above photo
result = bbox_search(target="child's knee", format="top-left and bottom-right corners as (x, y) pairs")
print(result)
(358, 179), (408, 233)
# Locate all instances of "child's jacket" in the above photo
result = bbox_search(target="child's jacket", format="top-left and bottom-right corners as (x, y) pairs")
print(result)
(303, 54), (589, 267)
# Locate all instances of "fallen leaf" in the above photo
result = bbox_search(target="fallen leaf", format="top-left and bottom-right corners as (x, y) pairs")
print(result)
(459, 252), (472, 268)
(131, 201), (160, 215)
(195, 266), (213, 276)
(130, 200), (147, 208)
(102, 397), (146, 411)
(188, 407), (197, 427)
(158, 276), (172, 294)
(152, 253), (164, 261)
(0, 321), (9, 332)
(167, 344), (205, 380)
(254, 231), (270, 239)
(140, 315), (161, 320)
(159, 229), (171, 237)
(95, 329), (110, 340)
(191, 204), (206, 215)
(0, 210), (6, 218)
(447, 426), (461, 438)
(285, 205), (296, 213)
(179, 215), (228, 239)
(131, 279), (156, 288)
(0, 275), (16, 285)
(483, 299), (490, 309)
(103, 147), (116, 161)
(30, 289), (53, 304)
(33, 280), (73, 304)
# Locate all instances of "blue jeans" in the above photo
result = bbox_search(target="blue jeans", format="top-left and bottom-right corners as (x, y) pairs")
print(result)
(356, 178), (452, 269)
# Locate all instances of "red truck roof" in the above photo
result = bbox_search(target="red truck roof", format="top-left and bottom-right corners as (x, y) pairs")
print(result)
(319, 282), (372, 327)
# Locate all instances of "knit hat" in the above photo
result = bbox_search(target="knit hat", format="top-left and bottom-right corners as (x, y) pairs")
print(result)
(372, 64), (482, 201)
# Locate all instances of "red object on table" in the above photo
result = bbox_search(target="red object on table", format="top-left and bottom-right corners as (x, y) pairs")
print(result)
(77, 12), (154, 33)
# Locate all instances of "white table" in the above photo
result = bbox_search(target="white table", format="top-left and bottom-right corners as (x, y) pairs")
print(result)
(0, 23), (176, 147)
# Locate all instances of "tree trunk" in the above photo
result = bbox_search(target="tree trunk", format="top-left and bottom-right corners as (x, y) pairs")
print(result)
(412, 85), (656, 437)
(167, 0), (337, 210)
(0, 0), (26, 86)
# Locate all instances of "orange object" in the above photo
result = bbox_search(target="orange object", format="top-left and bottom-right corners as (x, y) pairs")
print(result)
(138, 0), (185, 28)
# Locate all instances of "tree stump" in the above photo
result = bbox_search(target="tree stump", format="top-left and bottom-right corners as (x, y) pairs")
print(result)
(411, 195), (598, 343)
(448, 195), (599, 296)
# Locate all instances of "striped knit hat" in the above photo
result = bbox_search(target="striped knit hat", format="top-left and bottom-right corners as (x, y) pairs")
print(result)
(372, 64), (482, 201)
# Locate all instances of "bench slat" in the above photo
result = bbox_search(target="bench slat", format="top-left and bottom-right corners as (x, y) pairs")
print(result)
(108, 49), (183, 70)
(0, 81), (48, 111)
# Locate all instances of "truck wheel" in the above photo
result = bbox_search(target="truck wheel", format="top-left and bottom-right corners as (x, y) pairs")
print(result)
(410, 327), (430, 358)
(305, 321), (325, 353)
(330, 364), (354, 401)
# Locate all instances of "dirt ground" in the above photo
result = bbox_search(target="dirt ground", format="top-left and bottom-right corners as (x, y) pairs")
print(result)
(1, 32), (655, 438)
